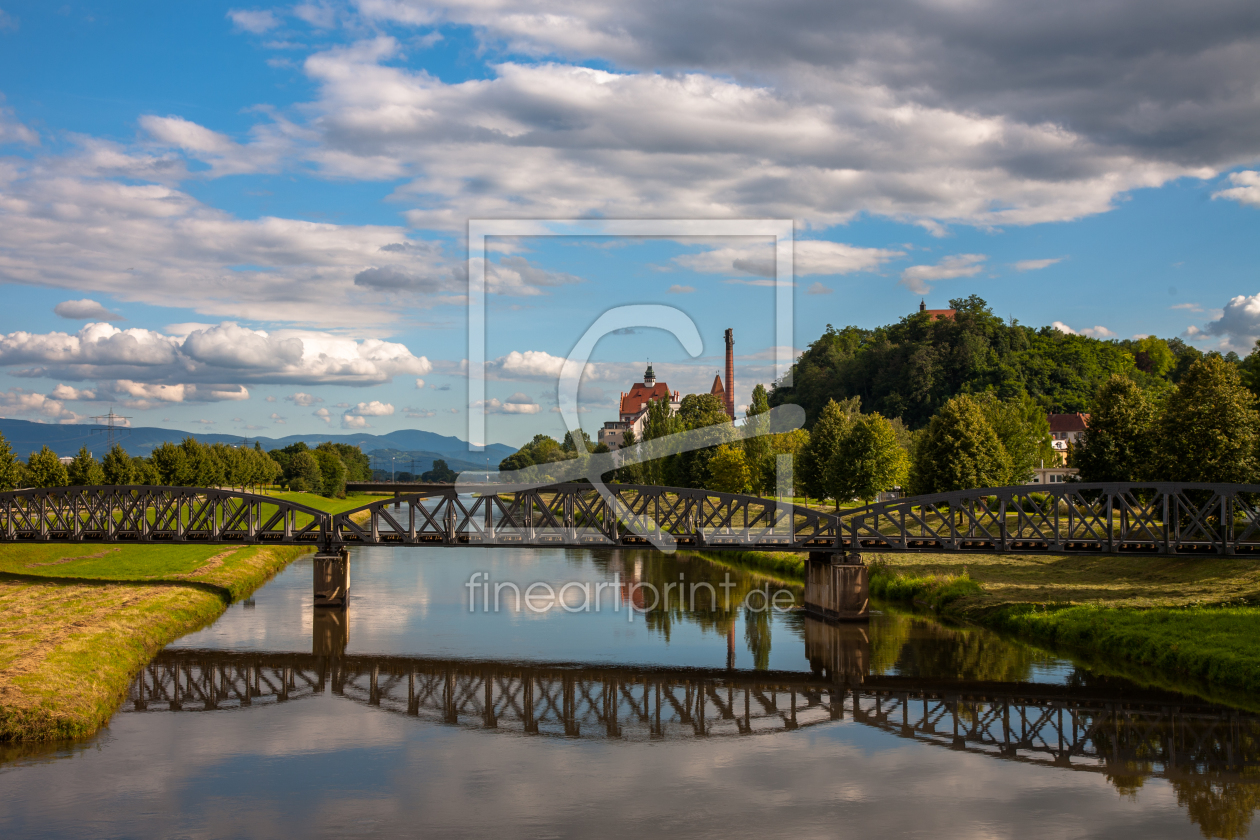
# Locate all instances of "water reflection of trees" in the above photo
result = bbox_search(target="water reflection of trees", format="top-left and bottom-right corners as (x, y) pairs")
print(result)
(582, 549), (790, 659)
(1174, 772), (1260, 840)
(880, 618), (1053, 683)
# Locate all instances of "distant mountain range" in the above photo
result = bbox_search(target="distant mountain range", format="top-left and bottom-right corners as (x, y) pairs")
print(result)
(0, 418), (515, 470)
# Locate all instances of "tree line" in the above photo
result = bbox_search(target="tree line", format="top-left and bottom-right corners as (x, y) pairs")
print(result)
(497, 381), (1055, 508)
(768, 295), (1236, 429)
(0, 436), (372, 498)
(1072, 355), (1260, 484)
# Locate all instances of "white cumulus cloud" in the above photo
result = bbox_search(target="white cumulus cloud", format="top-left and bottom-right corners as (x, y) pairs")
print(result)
(0, 389), (81, 423)
(227, 9), (280, 33)
(900, 255), (987, 294)
(1012, 258), (1064, 272)
(53, 299), (124, 321)
(0, 322), (431, 387)
(1199, 293), (1260, 351)
(346, 400), (395, 416)
(1213, 171), (1260, 208)
(477, 393), (542, 414)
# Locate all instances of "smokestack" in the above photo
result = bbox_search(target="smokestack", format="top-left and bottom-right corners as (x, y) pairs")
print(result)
(724, 328), (735, 419)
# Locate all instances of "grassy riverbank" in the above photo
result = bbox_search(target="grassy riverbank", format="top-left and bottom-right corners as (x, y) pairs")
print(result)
(0, 544), (311, 742)
(0, 489), (356, 743)
(865, 551), (1260, 703)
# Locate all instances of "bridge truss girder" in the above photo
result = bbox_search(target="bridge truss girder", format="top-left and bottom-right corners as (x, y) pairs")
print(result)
(844, 482), (1260, 556)
(331, 483), (839, 552)
(0, 486), (329, 545)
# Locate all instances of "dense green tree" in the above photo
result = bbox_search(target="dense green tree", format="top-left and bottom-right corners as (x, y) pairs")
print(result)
(631, 398), (685, 487)
(66, 446), (105, 486)
(1240, 339), (1260, 400)
(706, 444), (751, 494)
(1166, 337), (1205, 384)
(421, 458), (459, 482)
(799, 397), (859, 502)
(977, 393), (1054, 483)
(267, 441), (307, 476)
(131, 456), (160, 485)
(828, 413), (910, 505)
(770, 296), (1139, 427)
(674, 393), (732, 488)
(909, 395), (1012, 495)
(1071, 375), (1158, 482)
(614, 427), (641, 484)
(742, 384), (773, 485)
(27, 446), (69, 488)
(288, 450), (323, 493)
(1132, 335), (1175, 377)
(179, 438), (221, 486)
(0, 432), (18, 491)
(560, 429), (594, 454)
(1156, 355), (1260, 483)
(317, 442), (371, 481)
(102, 444), (135, 485)
(149, 442), (187, 485)
(312, 447), (348, 497)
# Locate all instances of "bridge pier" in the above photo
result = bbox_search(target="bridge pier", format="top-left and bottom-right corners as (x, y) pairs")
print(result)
(803, 551), (868, 621)
(313, 547), (350, 608)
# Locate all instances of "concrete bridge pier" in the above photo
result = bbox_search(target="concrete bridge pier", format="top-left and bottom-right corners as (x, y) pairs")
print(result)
(313, 547), (350, 608)
(803, 551), (869, 621)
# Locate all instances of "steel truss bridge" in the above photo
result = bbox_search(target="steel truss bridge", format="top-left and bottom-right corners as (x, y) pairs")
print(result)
(0, 483), (837, 552)
(126, 648), (1260, 782)
(5, 482), (1260, 555)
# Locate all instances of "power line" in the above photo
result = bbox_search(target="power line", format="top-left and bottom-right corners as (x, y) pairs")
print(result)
(89, 408), (132, 449)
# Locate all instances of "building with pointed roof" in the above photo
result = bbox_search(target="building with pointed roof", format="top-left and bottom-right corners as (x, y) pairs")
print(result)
(598, 363), (681, 451)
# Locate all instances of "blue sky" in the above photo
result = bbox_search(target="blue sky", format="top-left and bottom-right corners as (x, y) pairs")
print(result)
(0, 0), (1257, 447)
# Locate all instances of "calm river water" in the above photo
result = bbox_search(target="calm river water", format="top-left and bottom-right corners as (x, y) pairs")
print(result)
(2, 546), (1259, 839)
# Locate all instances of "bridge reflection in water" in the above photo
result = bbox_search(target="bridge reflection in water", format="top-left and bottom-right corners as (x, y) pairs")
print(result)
(126, 616), (1260, 785)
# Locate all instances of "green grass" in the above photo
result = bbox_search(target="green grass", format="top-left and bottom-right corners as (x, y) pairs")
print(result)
(983, 603), (1260, 703)
(869, 564), (983, 610)
(864, 550), (1260, 706)
(268, 491), (381, 515)
(0, 544), (232, 581)
(0, 543), (310, 742)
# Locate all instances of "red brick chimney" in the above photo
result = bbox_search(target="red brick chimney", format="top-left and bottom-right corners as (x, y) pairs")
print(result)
(724, 328), (735, 419)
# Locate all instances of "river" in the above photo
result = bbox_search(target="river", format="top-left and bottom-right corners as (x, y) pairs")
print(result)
(2, 546), (1258, 839)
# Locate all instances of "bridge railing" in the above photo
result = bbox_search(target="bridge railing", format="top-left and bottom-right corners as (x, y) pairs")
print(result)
(842, 483), (1260, 555)
(0, 486), (330, 545)
(329, 483), (842, 551)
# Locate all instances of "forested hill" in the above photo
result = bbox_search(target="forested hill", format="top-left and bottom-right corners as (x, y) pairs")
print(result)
(769, 295), (1210, 429)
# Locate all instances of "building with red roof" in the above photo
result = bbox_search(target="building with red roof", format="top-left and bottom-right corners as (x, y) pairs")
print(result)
(598, 363), (681, 451)
(918, 300), (957, 321)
